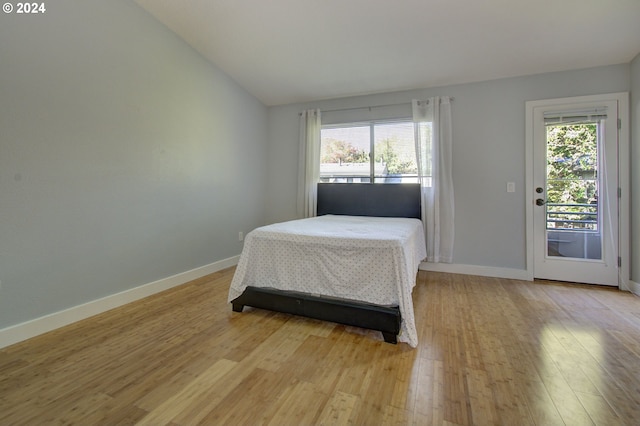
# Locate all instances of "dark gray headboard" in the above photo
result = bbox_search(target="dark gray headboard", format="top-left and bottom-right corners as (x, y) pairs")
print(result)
(316, 183), (421, 219)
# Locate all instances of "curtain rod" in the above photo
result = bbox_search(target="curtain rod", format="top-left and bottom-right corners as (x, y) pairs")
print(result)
(318, 97), (454, 114)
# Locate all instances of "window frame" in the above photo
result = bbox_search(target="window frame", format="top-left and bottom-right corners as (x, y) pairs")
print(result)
(319, 118), (418, 184)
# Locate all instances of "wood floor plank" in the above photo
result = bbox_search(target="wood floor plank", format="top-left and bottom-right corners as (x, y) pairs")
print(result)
(1, 268), (639, 425)
(465, 367), (500, 426)
(316, 390), (359, 425)
(135, 358), (238, 425)
(260, 380), (328, 426)
(200, 367), (290, 425)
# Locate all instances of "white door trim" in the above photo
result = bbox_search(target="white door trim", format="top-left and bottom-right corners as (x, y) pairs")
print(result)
(525, 93), (630, 290)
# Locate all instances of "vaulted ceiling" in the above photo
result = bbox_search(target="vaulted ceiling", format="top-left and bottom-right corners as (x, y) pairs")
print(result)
(135, 0), (640, 106)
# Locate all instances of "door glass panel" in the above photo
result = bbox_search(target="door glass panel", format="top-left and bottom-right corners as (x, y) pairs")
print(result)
(545, 123), (601, 260)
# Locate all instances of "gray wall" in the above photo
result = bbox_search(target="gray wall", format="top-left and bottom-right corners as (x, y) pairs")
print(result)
(631, 53), (640, 284)
(0, 0), (268, 329)
(266, 65), (630, 271)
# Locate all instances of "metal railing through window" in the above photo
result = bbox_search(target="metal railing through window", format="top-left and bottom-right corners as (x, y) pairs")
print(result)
(546, 203), (598, 231)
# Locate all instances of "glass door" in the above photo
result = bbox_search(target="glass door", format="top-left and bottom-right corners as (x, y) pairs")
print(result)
(544, 122), (601, 260)
(532, 99), (619, 286)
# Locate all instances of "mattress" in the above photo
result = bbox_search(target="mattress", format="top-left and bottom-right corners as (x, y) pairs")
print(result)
(228, 215), (426, 347)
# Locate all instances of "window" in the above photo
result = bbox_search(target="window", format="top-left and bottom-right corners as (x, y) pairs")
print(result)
(545, 122), (599, 232)
(319, 120), (418, 183)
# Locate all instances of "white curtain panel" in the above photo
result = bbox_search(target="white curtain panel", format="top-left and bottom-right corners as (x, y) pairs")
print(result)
(413, 98), (454, 263)
(297, 109), (322, 218)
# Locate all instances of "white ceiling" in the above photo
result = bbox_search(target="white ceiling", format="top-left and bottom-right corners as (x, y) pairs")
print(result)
(135, 0), (640, 106)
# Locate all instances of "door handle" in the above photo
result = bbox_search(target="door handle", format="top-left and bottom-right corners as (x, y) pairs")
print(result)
(536, 198), (546, 206)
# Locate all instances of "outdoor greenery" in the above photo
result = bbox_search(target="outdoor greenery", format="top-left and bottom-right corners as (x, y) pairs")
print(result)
(320, 137), (417, 175)
(373, 138), (417, 175)
(546, 123), (598, 230)
(320, 138), (369, 164)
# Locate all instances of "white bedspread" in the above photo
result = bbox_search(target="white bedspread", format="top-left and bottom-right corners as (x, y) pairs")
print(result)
(228, 215), (426, 347)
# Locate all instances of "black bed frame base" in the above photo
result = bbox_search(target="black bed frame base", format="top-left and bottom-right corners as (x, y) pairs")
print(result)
(231, 287), (401, 344)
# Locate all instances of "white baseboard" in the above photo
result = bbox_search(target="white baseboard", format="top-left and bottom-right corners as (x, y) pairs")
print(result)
(419, 262), (530, 281)
(0, 255), (240, 349)
(420, 263), (640, 295)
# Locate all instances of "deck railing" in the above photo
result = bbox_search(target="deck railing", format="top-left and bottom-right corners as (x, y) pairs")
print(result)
(546, 203), (598, 231)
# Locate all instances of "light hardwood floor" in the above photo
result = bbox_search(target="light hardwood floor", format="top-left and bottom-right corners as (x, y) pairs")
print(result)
(1, 268), (639, 425)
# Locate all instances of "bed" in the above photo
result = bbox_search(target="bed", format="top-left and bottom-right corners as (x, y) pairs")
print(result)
(228, 183), (426, 347)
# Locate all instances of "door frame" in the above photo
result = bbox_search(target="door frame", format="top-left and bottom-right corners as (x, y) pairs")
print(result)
(525, 93), (630, 289)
